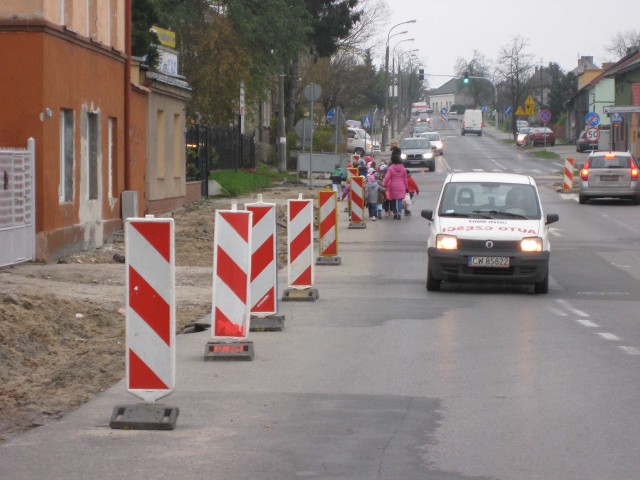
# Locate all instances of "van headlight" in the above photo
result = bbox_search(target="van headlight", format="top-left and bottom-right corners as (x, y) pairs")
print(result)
(436, 234), (458, 250)
(520, 237), (543, 252)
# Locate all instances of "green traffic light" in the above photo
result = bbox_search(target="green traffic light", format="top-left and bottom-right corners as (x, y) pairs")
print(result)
(463, 72), (469, 84)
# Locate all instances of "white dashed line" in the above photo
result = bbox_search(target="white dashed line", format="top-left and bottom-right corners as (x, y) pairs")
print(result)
(597, 332), (621, 341)
(618, 346), (640, 355)
(556, 299), (589, 317)
(576, 319), (599, 328)
(547, 306), (567, 316)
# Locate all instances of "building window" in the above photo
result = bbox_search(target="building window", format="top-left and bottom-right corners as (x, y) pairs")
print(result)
(108, 117), (117, 199)
(87, 112), (99, 200)
(173, 114), (182, 178)
(157, 110), (165, 179)
(60, 109), (74, 203)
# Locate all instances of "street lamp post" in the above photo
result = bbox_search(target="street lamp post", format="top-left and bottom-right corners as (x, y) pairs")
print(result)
(383, 19), (416, 151)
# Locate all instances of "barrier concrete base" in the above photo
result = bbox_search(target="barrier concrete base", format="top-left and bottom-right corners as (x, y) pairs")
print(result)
(349, 222), (366, 229)
(204, 340), (255, 360)
(316, 256), (341, 266)
(110, 404), (179, 430)
(250, 314), (285, 331)
(282, 288), (319, 302)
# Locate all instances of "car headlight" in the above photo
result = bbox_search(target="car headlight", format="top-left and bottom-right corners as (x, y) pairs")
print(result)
(436, 234), (458, 250)
(423, 152), (434, 159)
(401, 153), (407, 160)
(520, 237), (543, 252)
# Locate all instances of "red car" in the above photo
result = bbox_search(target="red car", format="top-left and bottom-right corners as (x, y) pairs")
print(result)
(528, 127), (555, 146)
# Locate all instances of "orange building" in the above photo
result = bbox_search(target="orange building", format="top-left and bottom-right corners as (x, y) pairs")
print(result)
(0, 2), (190, 263)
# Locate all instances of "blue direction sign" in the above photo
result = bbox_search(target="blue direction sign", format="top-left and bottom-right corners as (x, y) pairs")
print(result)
(539, 109), (552, 123)
(440, 107), (448, 115)
(481, 105), (489, 113)
(362, 115), (371, 129)
(585, 111), (600, 127)
(504, 105), (513, 116)
(327, 108), (336, 124)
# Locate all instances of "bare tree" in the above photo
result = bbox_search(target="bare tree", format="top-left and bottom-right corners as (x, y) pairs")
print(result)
(337, 0), (390, 53)
(605, 29), (640, 61)
(494, 35), (535, 138)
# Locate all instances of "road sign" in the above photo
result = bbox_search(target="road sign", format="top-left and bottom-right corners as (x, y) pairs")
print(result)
(585, 111), (600, 127)
(295, 118), (314, 140)
(539, 109), (552, 123)
(515, 106), (526, 116)
(327, 108), (335, 124)
(604, 105), (640, 114)
(440, 107), (448, 115)
(504, 105), (513, 116)
(481, 105), (489, 113)
(362, 115), (371, 129)
(303, 83), (322, 102)
(525, 95), (535, 106)
(610, 112), (623, 123)
(585, 128), (600, 141)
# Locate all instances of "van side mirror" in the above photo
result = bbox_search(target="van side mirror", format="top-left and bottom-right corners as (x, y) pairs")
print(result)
(546, 213), (559, 225)
(421, 209), (433, 221)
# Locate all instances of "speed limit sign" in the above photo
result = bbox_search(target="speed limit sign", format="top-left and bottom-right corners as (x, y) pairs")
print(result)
(586, 128), (600, 141)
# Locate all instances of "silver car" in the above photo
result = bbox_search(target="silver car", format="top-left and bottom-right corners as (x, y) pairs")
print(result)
(400, 137), (435, 171)
(419, 131), (443, 155)
(578, 151), (640, 204)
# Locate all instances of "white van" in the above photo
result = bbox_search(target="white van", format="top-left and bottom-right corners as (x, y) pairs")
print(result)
(461, 109), (483, 136)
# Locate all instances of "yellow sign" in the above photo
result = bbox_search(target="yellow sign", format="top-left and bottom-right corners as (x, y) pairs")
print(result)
(525, 95), (535, 106)
(526, 104), (534, 115)
(515, 106), (526, 116)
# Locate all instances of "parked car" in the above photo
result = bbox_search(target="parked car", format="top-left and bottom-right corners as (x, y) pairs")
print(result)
(516, 120), (529, 131)
(576, 130), (598, 152)
(578, 151), (640, 204)
(346, 127), (373, 156)
(399, 137), (435, 171)
(448, 111), (459, 121)
(419, 131), (444, 155)
(420, 172), (559, 293)
(516, 127), (533, 147)
(345, 119), (362, 128)
(528, 127), (555, 146)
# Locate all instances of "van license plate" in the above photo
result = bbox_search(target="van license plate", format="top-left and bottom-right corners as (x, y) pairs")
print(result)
(468, 256), (510, 268)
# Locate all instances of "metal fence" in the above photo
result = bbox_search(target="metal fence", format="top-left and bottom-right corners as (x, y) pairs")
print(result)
(186, 124), (256, 196)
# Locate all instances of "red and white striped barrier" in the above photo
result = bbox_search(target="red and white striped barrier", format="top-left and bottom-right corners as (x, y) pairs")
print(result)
(245, 195), (277, 316)
(349, 175), (365, 225)
(211, 202), (253, 339)
(125, 216), (175, 403)
(563, 157), (574, 192)
(287, 194), (314, 289)
(317, 189), (339, 265)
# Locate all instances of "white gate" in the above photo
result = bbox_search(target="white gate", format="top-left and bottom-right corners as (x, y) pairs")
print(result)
(0, 138), (35, 267)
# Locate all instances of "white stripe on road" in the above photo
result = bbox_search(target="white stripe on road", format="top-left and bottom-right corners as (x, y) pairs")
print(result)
(576, 319), (599, 328)
(618, 346), (640, 355)
(597, 332), (621, 341)
(556, 299), (590, 317)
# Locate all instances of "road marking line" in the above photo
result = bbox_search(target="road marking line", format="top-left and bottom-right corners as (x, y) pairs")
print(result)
(598, 332), (621, 341)
(556, 299), (589, 317)
(547, 306), (567, 316)
(576, 319), (599, 327)
(618, 346), (640, 355)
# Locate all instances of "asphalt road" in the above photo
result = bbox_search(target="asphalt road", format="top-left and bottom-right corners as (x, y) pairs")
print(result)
(2, 119), (640, 479)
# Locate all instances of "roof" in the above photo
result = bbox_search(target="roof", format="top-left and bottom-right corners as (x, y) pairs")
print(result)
(604, 50), (640, 78)
(447, 172), (534, 185)
(430, 78), (459, 96)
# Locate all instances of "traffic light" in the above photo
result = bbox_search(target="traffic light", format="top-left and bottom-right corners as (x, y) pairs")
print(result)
(419, 68), (424, 81)
(463, 72), (469, 85)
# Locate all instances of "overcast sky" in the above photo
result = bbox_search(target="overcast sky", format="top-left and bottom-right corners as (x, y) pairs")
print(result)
(380, 0), (639, 89)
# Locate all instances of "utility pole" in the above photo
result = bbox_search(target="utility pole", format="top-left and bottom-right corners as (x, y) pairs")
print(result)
(278, 65), (286, 173)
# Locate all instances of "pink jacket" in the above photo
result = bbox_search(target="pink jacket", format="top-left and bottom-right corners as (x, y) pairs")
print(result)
(383, 163), (408, 200)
